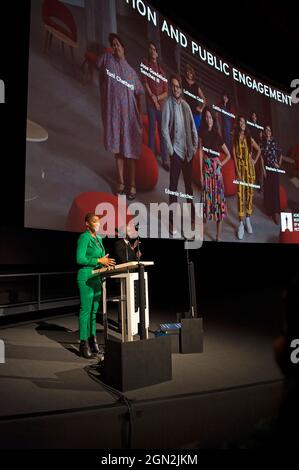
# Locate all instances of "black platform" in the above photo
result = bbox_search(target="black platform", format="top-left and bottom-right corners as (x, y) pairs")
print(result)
(0, 308), (283, 448)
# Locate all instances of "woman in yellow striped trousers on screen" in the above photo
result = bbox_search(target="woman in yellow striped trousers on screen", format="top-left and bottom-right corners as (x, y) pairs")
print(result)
(233, 116), (261, 240)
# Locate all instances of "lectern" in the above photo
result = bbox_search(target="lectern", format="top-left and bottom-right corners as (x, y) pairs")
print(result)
(95, 261), (154, 342)
(93, 261), (172, 391)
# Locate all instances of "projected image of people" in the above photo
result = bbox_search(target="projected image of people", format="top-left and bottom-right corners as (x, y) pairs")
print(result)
(233, 116), (261, 240)
(260, 125), (283, 224)
(181, 64), (206, 131)
(25, 0), (299, 244)
(97, 33), (144, 200)
(161, 75), (198, 232)
(247, 112), (263, 191)
(199, 107), (231, 241)
(248, 112), (263, 144)
(142, 41), (169, 171)
(215, 91), (235, 153)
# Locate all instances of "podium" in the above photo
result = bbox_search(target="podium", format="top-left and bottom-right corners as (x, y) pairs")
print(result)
(94, 261), (173, 391)
(99, 261), (154, 342)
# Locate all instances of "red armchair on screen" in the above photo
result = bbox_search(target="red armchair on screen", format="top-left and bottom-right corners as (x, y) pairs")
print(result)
(42, 0), (78, 62)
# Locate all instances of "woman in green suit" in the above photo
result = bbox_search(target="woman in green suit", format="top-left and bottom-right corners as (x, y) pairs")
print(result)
(76, 213), (115, 358)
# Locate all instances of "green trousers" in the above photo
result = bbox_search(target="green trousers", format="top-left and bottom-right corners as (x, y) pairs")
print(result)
(77, 276), (102, 341)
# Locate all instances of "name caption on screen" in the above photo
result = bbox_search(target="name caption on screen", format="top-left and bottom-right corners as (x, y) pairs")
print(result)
(233, 180), (260, 189)
(265, 166), (286, 174)
(140, 63), (168, 84)
(106, 69), (135, 91)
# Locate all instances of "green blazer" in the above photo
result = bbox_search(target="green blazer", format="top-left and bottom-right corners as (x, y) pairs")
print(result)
(76, 230), (106, 281)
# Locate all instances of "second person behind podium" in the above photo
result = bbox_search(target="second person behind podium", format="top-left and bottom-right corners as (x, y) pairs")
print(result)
(114, 224), (142, 264)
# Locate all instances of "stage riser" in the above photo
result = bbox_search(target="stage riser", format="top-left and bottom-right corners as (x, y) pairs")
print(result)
(0, 382), (282, 449)
(104, 336), (173, 391)
(180, 318), (204, 354)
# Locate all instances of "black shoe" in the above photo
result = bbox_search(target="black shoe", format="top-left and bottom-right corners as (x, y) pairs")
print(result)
(89, 335), (100, 354)
(79, 340), (93, 359)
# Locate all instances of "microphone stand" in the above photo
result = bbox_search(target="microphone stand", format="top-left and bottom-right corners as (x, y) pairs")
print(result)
(183, 237), (198, 319)
(135, 225), (146, 340)
(125, 233), (129, 273)
(136, 225), (141, 268)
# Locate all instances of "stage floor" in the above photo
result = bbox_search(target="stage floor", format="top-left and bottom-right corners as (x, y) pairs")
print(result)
(0, 311), (282, 417)
(0, 310), (284, 448)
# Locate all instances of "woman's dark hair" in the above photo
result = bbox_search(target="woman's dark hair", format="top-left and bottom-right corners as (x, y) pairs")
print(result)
(148, 41), (160, 65)
(109, 33), (125, 53)
(148, 41), (158, 55)
(261, 124), (272, 140)
(222, 90), (230, 100)
(200, 106), (217, 133)
(250, 111), (259, 121)
(233, 115), (252, 152)
(221, 90), (232, 111)
(185, 64), (195, 79)
(199, 106), (221, 143)
(85, 213), (99, 224)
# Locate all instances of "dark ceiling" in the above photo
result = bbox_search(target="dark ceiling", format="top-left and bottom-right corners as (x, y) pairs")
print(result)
(148, 0), (298, 90)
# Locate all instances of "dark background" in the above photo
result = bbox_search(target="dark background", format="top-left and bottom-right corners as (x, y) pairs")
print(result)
(0, 0), (298, 320)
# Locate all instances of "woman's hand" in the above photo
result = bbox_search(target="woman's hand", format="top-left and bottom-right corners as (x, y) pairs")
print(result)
(106, 265), (115, 271)
(98, 254), (116, 267)
(152, 95), (160, 110)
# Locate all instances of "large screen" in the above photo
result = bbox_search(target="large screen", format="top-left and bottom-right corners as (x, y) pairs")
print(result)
(25, 0), (299, 243)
